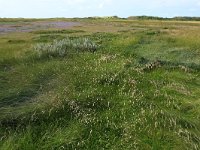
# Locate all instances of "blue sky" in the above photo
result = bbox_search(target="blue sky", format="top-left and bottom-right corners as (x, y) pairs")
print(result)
(0, 0), (200, 18)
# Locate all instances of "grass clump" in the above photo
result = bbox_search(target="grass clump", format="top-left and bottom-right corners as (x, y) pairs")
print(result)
(34, 37), (99, 58)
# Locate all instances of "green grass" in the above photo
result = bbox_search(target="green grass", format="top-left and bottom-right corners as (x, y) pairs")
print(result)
(0, 18), (200, 150)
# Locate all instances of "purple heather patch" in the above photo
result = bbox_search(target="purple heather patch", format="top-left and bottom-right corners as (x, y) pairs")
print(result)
(0, 21), (80, 34)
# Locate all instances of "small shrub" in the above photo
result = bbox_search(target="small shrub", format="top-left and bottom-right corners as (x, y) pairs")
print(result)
(34, 38), (99, 58)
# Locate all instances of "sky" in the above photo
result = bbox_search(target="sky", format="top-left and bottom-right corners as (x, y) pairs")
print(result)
(0, 0), (200, 18)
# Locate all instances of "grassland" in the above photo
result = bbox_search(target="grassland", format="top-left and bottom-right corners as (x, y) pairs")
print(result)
(0, 18), (200, 150)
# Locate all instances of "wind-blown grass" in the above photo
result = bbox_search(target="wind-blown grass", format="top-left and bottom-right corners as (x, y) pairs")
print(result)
(0, 18), (200, 150)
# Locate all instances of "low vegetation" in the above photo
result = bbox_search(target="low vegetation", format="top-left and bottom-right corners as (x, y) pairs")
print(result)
(31, 29), (85, 34)
(34, 38), (98, 58)
(0, 18), (200, 150)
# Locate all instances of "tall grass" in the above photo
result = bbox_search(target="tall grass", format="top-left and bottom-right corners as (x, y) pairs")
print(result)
(34, 38), (99, 58)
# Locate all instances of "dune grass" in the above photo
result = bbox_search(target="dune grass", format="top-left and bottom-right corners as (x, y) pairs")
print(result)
(0, 18), (200, 150)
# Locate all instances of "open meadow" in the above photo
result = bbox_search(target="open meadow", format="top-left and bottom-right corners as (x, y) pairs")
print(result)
(0, 18), (200, 149)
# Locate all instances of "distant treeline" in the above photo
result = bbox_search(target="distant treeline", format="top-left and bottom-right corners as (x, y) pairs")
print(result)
(83, 16), (200, 21)
(1, 16), (200, 21)
(127, 16), (200, 21)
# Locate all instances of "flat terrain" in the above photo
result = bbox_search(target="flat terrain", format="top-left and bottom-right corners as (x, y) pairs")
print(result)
(0, 18), (200, 149)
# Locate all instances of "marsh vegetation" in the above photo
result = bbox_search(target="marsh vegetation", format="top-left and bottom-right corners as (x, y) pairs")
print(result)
(0, 18), (200, 149)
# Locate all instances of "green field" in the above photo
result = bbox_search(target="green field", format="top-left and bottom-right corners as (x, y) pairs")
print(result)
(0, 18), (200, 149)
